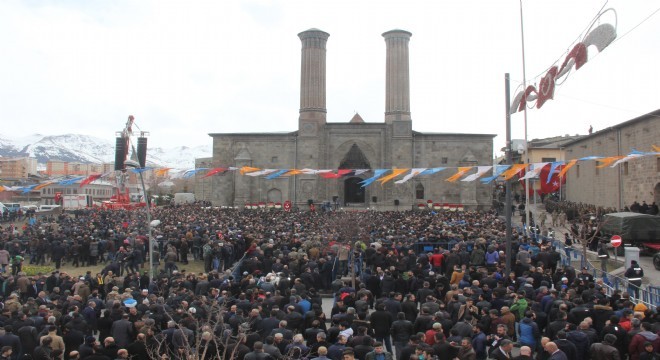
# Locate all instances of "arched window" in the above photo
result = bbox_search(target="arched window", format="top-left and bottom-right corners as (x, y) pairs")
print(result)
(415, 183), (424, 200)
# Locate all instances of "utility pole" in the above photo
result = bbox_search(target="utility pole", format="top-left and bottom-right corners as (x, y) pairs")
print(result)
(505, 73), (513, 276)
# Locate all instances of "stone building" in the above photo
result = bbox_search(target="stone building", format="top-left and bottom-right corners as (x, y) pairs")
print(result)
(207, 29), (494, 210)
(564, 109), (660, 209)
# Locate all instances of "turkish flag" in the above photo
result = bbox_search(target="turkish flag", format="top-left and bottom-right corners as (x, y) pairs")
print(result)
(518, 164), (566, 195)
(539, 164), (566, 194)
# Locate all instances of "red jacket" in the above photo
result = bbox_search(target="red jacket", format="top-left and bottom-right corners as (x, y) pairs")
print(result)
(430, 253), (444, 267)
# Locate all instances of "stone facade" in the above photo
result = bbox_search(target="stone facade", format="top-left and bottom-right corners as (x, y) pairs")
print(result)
(206, 29), (495, 210)
(564, 110), (660, 209)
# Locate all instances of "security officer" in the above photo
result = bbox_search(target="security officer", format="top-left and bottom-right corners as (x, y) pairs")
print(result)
(624, 260), (644, 299)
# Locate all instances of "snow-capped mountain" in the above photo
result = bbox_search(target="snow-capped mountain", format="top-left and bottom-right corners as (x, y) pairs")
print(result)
(0, 133), (211, 169)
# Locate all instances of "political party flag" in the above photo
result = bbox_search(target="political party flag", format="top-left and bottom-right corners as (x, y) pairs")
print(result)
(461, 166), (492, 182)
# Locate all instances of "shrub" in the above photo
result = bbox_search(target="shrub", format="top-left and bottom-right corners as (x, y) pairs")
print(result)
(21, 265), (56, 276)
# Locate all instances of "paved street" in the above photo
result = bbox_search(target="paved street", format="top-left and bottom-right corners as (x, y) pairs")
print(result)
(515, 203), (659, 286)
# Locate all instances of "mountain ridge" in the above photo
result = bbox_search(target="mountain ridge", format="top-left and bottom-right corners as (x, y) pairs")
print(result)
(0, 133), (211, 170)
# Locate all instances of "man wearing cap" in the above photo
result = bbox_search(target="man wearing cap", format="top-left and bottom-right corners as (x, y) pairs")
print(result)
(624, 260), (644, 299)
(590, 334), (620, 360)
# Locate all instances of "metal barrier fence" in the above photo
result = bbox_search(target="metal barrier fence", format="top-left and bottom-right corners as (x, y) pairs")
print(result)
(552, 239), (657, 310)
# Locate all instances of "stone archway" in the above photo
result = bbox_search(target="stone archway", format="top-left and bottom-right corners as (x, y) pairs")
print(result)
(344, 177), (365, 204)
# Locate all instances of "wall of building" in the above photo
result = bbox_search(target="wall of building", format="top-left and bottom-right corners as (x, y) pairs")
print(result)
(413, 134), (494, 209)
(565, 115), (659, 209)
(528, 148), (566, 163)
(208, 128), (494, 210)
(0, 157), (36, 178)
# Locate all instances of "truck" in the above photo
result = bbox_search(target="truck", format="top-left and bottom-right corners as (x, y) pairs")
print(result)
(173, 193), (195, 205)
(62, 194), (93, 210)
(600, 212), (660, 254)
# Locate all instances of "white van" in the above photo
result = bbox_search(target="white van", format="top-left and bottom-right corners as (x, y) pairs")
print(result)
(38, 205), (61, 212)
(4, 203), (21, 213)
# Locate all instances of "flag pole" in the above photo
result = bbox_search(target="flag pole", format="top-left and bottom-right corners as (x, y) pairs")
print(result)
(505, 73), (513, 276)
(519, 0), (531, 233)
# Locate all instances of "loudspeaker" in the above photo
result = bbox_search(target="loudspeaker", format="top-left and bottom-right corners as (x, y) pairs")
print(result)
(372, 196), (377, 203)
(307, 199), (314, 205)
(394, 199), (400, 206)
(137, 137), (148, 168)
(114, 137), (125, 171)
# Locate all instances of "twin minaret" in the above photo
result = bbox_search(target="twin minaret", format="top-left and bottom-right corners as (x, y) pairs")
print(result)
(298, 28), (412, 125)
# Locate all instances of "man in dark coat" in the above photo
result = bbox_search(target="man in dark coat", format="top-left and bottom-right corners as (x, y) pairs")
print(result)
(368, 303), (394, 354)
(0, 326), (21, 360)
(590, 334), (620, 360)
(126, 334), (150, 360)
(63, 326), (85, 359)
(16, 325), (39, 359)
(32, 337), (52, 360)
(110, 314), (134, 348)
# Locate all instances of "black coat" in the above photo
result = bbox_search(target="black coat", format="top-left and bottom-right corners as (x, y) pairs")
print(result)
(390, 319), (414, 342)
(17, 326), (39, 357)
(368, 310), (393, 338)
(126, 340), (150, 360)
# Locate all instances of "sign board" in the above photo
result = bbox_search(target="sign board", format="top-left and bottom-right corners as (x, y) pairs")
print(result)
(283, 201), (291, 212)
(610, 235), (622, 248)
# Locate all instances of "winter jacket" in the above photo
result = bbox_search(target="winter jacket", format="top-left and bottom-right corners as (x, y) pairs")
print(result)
(591, 342), (620, 360)
(518, 317), (539, 348)
(365, 351), (394, 360)
(390, 320), (414, 343)
(510, 298), (528, 321)
(630, 331), (660, 360)
(485, 250), (499, 265)
(566, 330), (591, 360)
(368, 310), (394, 338)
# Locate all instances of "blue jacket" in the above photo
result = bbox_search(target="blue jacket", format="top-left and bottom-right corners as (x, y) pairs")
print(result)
(519, 317), (539, 348)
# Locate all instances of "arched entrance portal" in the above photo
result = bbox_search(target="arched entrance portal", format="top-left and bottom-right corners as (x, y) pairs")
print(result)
(345, 177), (365, 204)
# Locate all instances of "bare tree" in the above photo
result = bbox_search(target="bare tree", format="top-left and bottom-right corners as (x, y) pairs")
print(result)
(568, 209), (612, 271)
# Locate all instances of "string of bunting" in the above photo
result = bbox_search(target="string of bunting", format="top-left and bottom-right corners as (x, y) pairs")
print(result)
(0, 147), (657, 193)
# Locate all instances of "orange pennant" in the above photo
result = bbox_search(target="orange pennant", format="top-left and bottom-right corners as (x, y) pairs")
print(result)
(284, 169), (303, 176)
(445, 167), (472, 182)
(558, 159), (577, 178)
(239, 166), (261, 175)
(377, 168), (409, 185)
(155, 168), (172, 177)
(596, 156), (624, 168)
(34, 181), (54, 191)
(501, 164), (528, 180)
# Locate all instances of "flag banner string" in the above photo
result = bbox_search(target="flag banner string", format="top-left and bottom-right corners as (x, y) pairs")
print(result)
(7, 148), (659, 192)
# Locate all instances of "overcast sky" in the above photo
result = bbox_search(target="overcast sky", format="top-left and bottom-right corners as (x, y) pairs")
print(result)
(1, 0), (658, 156)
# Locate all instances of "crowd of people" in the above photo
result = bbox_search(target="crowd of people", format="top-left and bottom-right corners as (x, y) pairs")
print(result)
(0, 203), (656, 360)
(629, 202), (659, 216)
